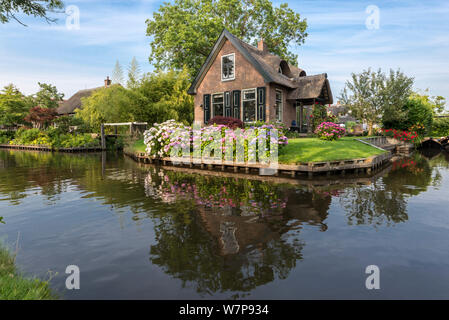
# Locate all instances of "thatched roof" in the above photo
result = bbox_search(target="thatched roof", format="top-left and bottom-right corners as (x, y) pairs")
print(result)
(57, 87), (101, 115)
(287, 74), (333, 104)
(188, 29), (332, 104)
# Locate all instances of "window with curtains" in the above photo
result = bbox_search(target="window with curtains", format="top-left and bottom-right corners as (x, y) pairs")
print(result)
(275, 89), (283, 122)
(242, 89), (256, 122)
(212, 93), (224, 117)
(221, 53), (235, 81)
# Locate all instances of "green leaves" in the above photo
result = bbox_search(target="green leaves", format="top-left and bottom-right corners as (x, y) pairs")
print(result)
(0, 84), (31, 127)
(34, 82), (64, 109)
(0, 0), (64, 25)
(339, 68), (414, 135)
(76, 68), (194, 129)
(146, 0), (308, 74)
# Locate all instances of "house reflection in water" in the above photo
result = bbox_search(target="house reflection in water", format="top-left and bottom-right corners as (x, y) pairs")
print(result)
(144, 169), (331, 256)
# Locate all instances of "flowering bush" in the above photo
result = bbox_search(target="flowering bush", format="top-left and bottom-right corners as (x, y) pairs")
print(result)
(209, 116), (244, 129)
(314, 122), (345, 140)
(143, 120), (288, 161)
(143, 119), (190, 157)
(382, 128), (418, 144)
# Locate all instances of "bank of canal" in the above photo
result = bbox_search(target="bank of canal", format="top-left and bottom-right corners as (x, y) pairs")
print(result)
(0, 149), (448, 299)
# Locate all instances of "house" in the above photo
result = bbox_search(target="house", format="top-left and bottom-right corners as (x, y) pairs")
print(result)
(57, 76), (112, 116)
(187, 29), (333, 132)
(329, 101), (357, 124)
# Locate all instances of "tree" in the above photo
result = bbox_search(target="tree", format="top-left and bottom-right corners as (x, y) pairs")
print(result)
(75, 85), (132, 130)
(25, 106), (58, 129)
(131, 67), (194, 125)
(76, 68), (194, 129)
(127, 57), (141, 88)
(112, 60), (125, 85)
(34, 82), (64, 109)
(381, 69), (415, 126)
(0, 0), (64, 26)
(339, 68), (414, 135)
(0, 84), (32, 127)
(146, 0), (308, 75)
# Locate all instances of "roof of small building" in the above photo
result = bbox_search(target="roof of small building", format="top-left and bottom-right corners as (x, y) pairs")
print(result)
(57, 87), (101, 115)
(188, 29), (333, 104)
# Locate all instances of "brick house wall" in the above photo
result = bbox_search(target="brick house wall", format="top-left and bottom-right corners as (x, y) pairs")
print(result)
(194, 39), (294, 127)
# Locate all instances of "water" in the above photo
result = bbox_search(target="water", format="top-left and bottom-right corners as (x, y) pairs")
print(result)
(0, 149), (448, 299)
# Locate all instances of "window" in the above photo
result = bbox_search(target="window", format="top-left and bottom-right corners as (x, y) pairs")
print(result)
(275, 90), (283, 122)
(221, 53), (235, 81)
(242, 89), (256, 122)
(212, 93), (224, 117)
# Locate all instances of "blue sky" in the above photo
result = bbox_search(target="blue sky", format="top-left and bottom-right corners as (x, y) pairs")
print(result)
(1, 0), (448, 107)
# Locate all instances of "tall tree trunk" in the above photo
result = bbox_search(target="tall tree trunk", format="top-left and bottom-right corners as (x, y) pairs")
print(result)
(368, 122), (374, 136)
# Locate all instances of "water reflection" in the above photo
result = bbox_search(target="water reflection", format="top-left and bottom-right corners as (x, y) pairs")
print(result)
(1, 148), (448, 298)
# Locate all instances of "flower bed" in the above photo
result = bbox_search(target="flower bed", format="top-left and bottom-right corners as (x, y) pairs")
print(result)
(315, 122), (345, 140)
(143, 120), (288, 161)
(382, 128), (419, 144)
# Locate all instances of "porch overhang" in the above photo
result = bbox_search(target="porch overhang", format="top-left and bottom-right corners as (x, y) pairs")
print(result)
(286, 73), (333, 105)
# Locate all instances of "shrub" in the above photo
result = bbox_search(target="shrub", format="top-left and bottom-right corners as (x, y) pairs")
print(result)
(143, 120), (288, 160)
(0, 131), (15, 144)
(382, 128), (419, 144)
(430, 118), (449, 137)
(12, 128), (41, 145)
(209, 116), (244, 129)
(315, 122), (345, 140)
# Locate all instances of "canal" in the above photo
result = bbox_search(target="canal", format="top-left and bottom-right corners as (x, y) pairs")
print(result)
(0, 149), (448, 299)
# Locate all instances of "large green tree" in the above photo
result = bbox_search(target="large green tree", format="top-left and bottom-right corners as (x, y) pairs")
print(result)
(131, 68), (194, 125)
(339, 68), (414, 135)
(33, 82), (64, 109)
(0, 0), (64, 25)
(146, 0), (308, 74)
(0, 84), (32, 127)
(76, 68), (194, 129)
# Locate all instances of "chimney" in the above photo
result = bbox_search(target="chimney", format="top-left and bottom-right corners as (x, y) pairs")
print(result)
(104, 76), (111, 87)
(258, 38), (268, 52)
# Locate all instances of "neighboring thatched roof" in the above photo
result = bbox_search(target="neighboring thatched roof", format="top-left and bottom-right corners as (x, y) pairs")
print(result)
(287, 74), (333, 104)
(187, 28), (331, 104)
(57, 87), (101, 115)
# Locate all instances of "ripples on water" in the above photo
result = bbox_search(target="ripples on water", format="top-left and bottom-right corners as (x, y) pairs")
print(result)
(0, 149), (449, 299)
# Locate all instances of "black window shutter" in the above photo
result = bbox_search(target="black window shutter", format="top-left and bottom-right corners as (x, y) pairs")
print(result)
(257, 87), (266, 122)
(203, 94), (211, 124)
(232, 90), (241, 120)
(224, 91), (231, 117)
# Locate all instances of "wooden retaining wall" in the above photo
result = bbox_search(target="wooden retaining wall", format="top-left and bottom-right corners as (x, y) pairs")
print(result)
(0, 144), (104, 153)
(124, 150), (393, 178)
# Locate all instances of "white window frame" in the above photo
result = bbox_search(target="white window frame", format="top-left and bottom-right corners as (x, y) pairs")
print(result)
(275, 89), (283, 122)
(212, 92), (224, 118)
(221, 53), (235, 82)
(242, 88), (257, 123)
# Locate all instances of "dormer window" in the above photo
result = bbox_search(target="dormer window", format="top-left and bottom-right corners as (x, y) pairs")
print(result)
(221, 53), (235, 81)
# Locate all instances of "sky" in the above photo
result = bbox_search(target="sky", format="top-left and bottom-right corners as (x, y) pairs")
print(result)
(0, 0), (448, 107)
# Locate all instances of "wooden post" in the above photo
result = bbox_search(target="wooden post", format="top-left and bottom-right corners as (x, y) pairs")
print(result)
(101, 124), (106, 150)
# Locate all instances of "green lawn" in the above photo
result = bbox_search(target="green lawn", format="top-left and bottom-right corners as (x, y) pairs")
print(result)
(129, 139), (146, 153)
(0, 246), (57, 300)
(279, 137), (386, 164)
(132, 137), (385, 164)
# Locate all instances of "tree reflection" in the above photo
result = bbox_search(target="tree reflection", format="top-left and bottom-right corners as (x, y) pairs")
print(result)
(340, 152), (439, 226)
(144, 169), (331, 296)
(1, 149), (445, 296)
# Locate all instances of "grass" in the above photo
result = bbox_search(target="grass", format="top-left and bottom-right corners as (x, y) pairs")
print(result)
(131, 137), (385, 164)
(278, 137), (386, 164)
(0, 246), (57, 300)
(125, 139), (146, 153)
